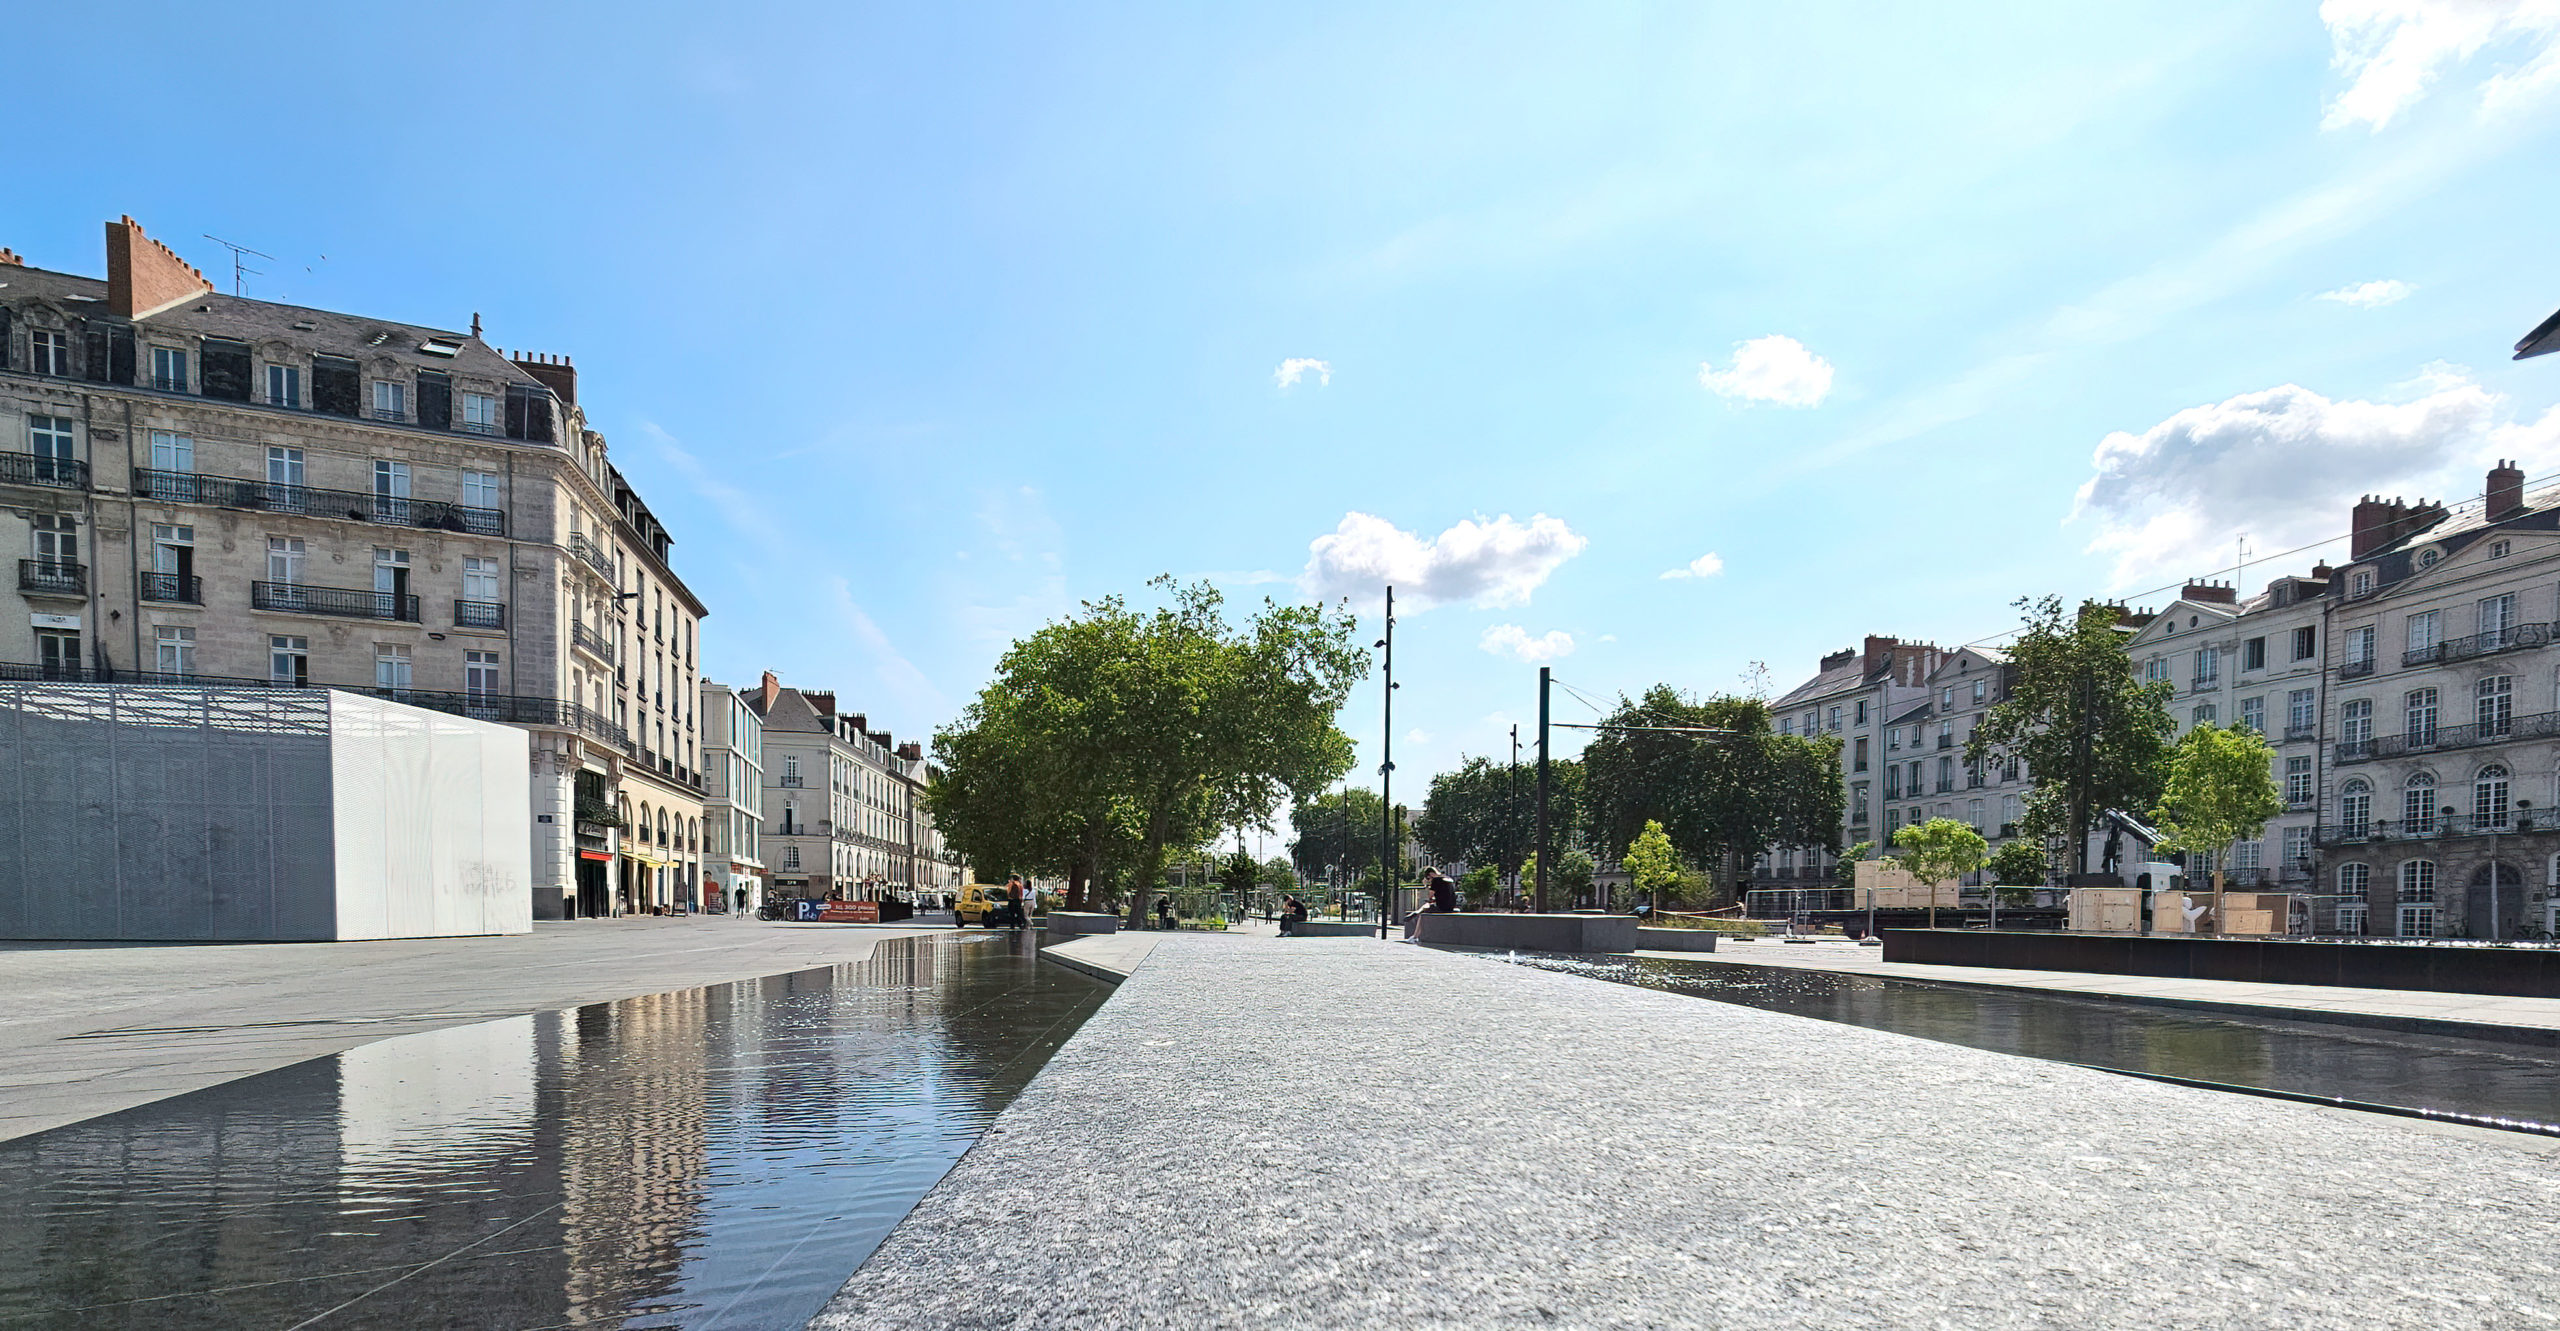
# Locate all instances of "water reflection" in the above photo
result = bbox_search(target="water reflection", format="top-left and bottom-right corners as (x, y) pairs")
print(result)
(0, 932), (1106, 1329)
(1501, 954), (2560, 1130)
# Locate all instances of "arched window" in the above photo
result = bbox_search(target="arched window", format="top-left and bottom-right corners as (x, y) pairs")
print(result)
(636, 802), (652, 844)
(2402, 772), (2436, 833)
(2340, 779), (2372, 836)
(2337, 863), (2369, 896)
(2475, 764), (2511, 829)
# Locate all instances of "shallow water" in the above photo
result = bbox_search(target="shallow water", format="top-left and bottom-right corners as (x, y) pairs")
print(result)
(1499, 952), (2560, 1130)
(0, 932), (1106, 1329)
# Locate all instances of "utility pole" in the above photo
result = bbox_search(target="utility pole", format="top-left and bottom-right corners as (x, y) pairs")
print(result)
(1378, 586), (1396, 939)
(1509, 723), (1521, 906)
(1535, 665), (1552, 913)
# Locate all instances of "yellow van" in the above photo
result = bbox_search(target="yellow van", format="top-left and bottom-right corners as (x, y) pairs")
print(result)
(955, 883), (1016, 926)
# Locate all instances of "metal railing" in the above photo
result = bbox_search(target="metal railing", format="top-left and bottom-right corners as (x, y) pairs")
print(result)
(138, 571), (202, 604)
(571, 622), (615, 663)
(2316, 813), (2542, 844)
(1936, 734), (1953, 749)
(131, 469), (505, 536)
(2339, 658), (2376, 679)
(2192, 676), (2218, 692)
(151, 374), (187, 393)
(2438, 622), (2555, 663)
(2285, 723), (2317, 741)
(565, 531), (617, 578)
(454, 599), (506, 630)
(17, 559), (83, 596)
(0, 453), (88, 489)
(2403, 643), (2443, 667)
(370, 405), (411, 424)
(0, 661), (629, 747)
(251, 581), (420, 623)
(2334, 708), (2555, 763)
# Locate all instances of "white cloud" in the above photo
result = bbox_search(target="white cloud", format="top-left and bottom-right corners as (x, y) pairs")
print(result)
(2321, 0), (2560, 130)
(1274, 358), (1332, 389)
(1407, 728), (1433, 745)
(2070, 372), (2529, 587)
(1659, 552), (1725, 580)
(1479, 624), (1577, 664)
(2318, 278), (2417, 307)
(1697, 335), (1835, 407)
(1597, 634), (1618, 644)
(1300, 512), (1587, 610)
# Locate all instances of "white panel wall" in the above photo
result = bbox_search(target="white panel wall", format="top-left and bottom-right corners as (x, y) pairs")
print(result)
(328, 693), (532, 939)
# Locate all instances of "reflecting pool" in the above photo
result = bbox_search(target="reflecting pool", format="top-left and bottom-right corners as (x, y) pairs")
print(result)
(0, 932), (1106, 1329)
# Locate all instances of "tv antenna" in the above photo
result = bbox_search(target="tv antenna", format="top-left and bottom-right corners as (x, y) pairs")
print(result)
(201, 235), (275, 296)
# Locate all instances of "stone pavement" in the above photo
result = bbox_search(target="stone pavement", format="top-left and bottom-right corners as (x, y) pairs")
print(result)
(1695, 936), (2560, 1039)
(814, 931), (2560, 1330)
(0, 917), (943, 1142)
(1042, 931), (1167, 983)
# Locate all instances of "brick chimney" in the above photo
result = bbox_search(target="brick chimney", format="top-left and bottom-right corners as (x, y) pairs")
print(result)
(1819, 648), (1855, 672)
(805, 691), (837, 720)
(2351, 495), (2408, 560)
(2310, 561), (2333, 582)
(895, 741), (923, 761)
(2489, 459), (2525, 518)
(510, 351), (578, 405)
(2181, 581), (2237, 605)
(759, 670), (780, 712)
(104, 216), (212, 319)
(0, 248), (22, 267)
(1861, 635), (1900, 679)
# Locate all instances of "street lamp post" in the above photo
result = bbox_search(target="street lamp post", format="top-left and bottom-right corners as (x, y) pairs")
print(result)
(1377, 585), (1397, 940)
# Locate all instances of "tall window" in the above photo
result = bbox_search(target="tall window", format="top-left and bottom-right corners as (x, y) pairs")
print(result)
(463, 556), (500, 606)
(265, 444), (305, 488)
(154, 625), (196, 675)
(2239, 696), (2265, 732)
(150, 345), (187, 392)
(2287, 689), (2316, 734)
(2405, 688), (2438, 745)
(463, 471), (500, 510)
(2339, 779), (2372, 835)
(266, 536), (305, 585)
(373, 547), (410, 613)
(148, 522), (191, 587)
(2397, 860), (2437, 936)
(2406, 610), (2440, 659)
(374, 644), (412, 690)
(2343, 625), (2376, 667)
(30, 514), (76, 575)
(2403, 772), (2437, 833)
(465, 650), (499, 700)
(1854, 700), (1868, 725)
(462, 392), (498, 432)
(28, 415), (74, 481)
(2351, 570), (2374, 597)
(270, 635), (309, 685)
(2196, 645), (2220, 686)
(2285, 756), (2312, 805)
(2231, 838), (2261, 872)
(1967, 798), (1984, 831)
(2477, 675), (2513, 738)
(372, 379), (408, 421)
(2243, 637), (2266, 671)
(1936, 756), (1954, 793)
(373, 461), (411, 521)
(2192, 703), (2217, 726)
(2479, 592), (2518, 648)
(2341, 699), (2372, 751)
(1887, 727), (1902, 751)
(266, 363), (301, 407)
(149, 429), (194, 473)
(2144, 657), (2169, 684)
(2292, 626), (2317, 660)
(2283, 825), (2310, 871)
(1827, 706), (1841, 732)
(2475, 765), (2511, 829)
(30, 329), (67, 376)
(1885, 766), (1901, 799)
(2338, 861), (2370, 902)
(2002, 794), (2021, 827)
(1852, 737), (1868, 772)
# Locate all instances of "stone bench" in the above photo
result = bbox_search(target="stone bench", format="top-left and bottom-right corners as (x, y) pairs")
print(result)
(1279, 920), (1376, 938)
(1412, 912), (1638, 953)
(1633, 927), (1718, 953)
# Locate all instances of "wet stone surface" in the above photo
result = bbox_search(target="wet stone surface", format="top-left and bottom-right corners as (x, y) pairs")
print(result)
(1502, 952), (2560, 1129)
(0, 932), (1107, 1330)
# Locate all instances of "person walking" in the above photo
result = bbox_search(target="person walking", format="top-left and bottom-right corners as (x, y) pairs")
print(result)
(1005, 876), (1029, 930)
(733, 885), (748, 919)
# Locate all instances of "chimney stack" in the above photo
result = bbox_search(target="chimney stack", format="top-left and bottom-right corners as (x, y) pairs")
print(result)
(510, 351), (578, 405)
(2489, 459), (2525, 518)
(103, 215), (212, 319)
(0, 248), (21, 267)
(1861, 635), (1900, 678)
(2181, 581), (2237, 605)
(806, 691), (837, 720)
(759, 671), (780, 712)
(2351, 495), (2408, 560)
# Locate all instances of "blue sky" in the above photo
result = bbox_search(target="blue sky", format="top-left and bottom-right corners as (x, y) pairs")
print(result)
(17, 2), (2560, 808)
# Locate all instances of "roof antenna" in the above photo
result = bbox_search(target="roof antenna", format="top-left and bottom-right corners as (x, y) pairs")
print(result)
(200, 235), (274, 297)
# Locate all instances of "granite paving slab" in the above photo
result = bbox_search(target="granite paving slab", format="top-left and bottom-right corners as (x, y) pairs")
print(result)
(813, 933), (2560, 1330)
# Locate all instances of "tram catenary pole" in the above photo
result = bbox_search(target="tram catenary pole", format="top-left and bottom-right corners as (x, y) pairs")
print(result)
(1534, 666), (1551, 914)
(1378, 586), (1396, 940)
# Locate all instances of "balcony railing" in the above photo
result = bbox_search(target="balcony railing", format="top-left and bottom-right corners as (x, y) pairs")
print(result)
(138, 571), (203, 604)
(454, 599), (506, 630)
(2438, 622), (2554, 664)
(2192, 676), (2218, 692)
(0, 662), (629, 748)
(151, 374), (187, 393)
(2284, 722), (2317, 741)
(370, 405), (411, 424)
(17, 559), (84, 597)
(571, 622), (616, 663)
(2334, 709), (2555, 763)
(2339, 658), (2376, 679)
(2403, 643), (2443, 667)
(2316, 812), (2544, 845)
(131, 469), (505, 537)
(251, 581), (420, 623)
(1935, 734), (1953, 749)
(0, 453), (88, 490)
(565, 531), (617, 578)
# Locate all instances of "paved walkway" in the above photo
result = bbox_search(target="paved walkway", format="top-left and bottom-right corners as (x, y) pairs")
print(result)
(815, 931), (2558, 1330)
(0, 918), (943, 1141)
(1694, 936), (2560, 1038)
(1042, 931), (1167, 982)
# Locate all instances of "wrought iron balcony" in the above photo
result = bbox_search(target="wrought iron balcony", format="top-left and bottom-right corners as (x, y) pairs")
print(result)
(2284, 722), (2317, 741)
(2315, 812), (2548, 845)
(2333, 709), (2555, 763)
(251, 581), (420, 623)
(131, 469), (505, 537)
(2403, 643), (2443, 667)
(2192, 676), (2218, 692)
(2339, 658), (2376, 679)
(0, 452), (87, 489)
(370, 405), (412, 424)
(2438, 622), (2554, 664)
(565, 531), (617, 578)
(454, 599), (506, 630)
(571, 622), (616, 664)
(1936, 734), (1953, 749)
(151, 374), (187, 393)
(138, 571), (202, 604)
(17, 559), (83, 597)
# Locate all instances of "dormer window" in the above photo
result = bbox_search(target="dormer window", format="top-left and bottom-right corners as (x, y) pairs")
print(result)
(2351, 569), (2375, 598)
(2417, 548), (2441, 570)
(2490, 540), (2511, 559)
(372, 379), (409, 422)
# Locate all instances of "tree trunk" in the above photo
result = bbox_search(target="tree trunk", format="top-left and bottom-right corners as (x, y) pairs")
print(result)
(2211, 864), (2225, 936)
(1066, 859), (1089, 913)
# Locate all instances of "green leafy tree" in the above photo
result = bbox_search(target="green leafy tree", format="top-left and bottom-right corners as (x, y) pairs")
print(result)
(1459, 864), (1501, 907)
(1288, 788), (1398, 885)
(1622, 819), (1682, 908)
(1554, 848), (1597, 908)
(1988, 840), (2049, 886)
(1582, 686), (1843, 904)
(1965, 597), (2176, 876)
(1892, 817), (1989, 926)
(1258, 857), (1299, 895)
(1217, 848), (1260, 897)
(2150, 722), (2284, 926)
(1413, 755), (1585, 885)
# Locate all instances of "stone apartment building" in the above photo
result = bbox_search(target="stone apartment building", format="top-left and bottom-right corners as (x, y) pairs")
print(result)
(702, 679), (767, 913)
(1895, 646), (2034, 861)
(1762, 635), (1947, 890)
(743, 673), (942, 902)
(2315, 464), (2560, 939)
(0, 217), (707, 920)
(2122, 573), (2331, 901)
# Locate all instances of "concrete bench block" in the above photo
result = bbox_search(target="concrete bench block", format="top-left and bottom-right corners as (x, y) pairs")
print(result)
(1283, 921), (1377, 938)
(1043, 912), (1120, 937)
(1414, 912), (1638, 953)
(1634, 927), (1718, 953)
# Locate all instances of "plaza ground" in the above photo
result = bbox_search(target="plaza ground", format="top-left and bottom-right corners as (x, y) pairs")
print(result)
(0, 917), (937, 1142)
(817, 930), (2560, 1330)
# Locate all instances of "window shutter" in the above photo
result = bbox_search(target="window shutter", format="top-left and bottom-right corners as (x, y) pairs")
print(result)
(0, 307), (11, 371)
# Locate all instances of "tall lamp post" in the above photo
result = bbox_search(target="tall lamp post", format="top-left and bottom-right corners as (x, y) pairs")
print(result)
(1377, 585), (1397, 940)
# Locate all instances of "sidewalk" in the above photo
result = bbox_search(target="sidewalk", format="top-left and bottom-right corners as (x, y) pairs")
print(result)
(0, 918), (944, 1142)
(1689, 936), (2560, 1039)
(814, 932), (2554, 1330)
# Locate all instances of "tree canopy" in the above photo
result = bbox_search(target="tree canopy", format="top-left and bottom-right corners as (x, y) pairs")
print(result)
(2150, 721), (2283, 909)
(1621, 819), (1681, 907)
(1892, 816), (1989, 887)
(927, 578), (1368, 923)
(1964, 597), (2175, 875)
(1288, 786), (1402, 885)
(1412, 755), (1582, 876)
(1581, 685), (1843, 897)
